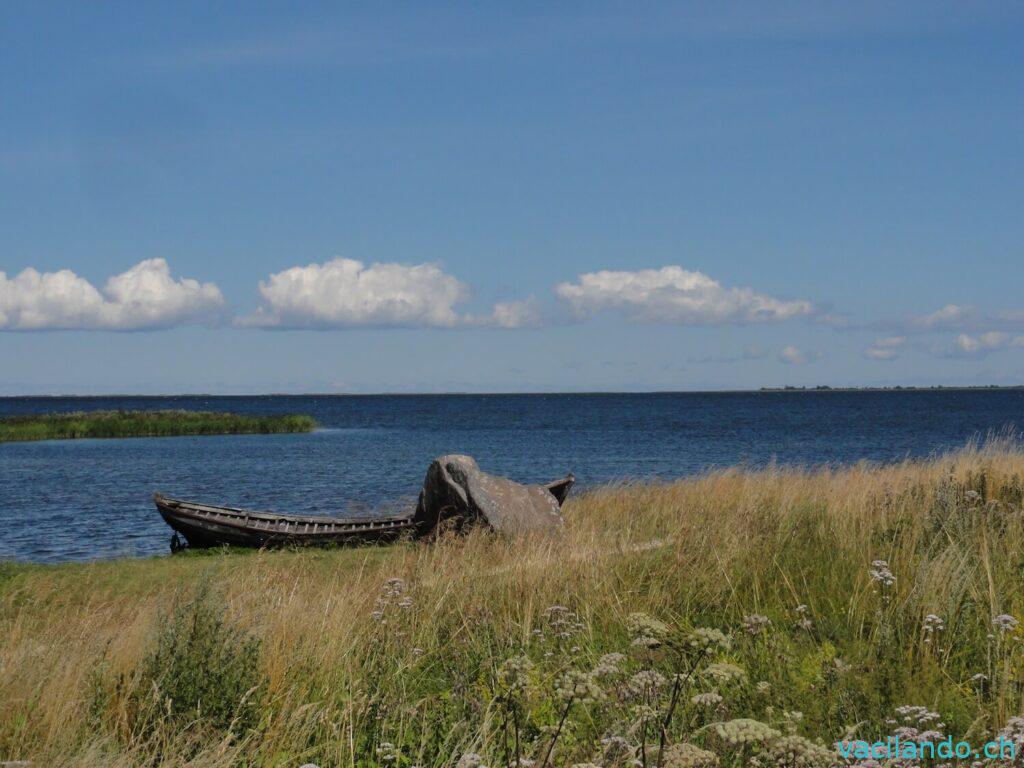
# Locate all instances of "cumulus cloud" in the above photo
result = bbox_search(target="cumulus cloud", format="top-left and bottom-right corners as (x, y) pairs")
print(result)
(0, 259), (225, 331)
(243, 258), (537, 330)
(950, 332), (1015, 357)
(863, 336), (906, 361)
(554, 266), (815, 325)
(778, 345), (812, 365)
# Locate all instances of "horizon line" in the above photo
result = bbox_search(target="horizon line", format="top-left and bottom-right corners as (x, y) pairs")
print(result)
(1, 384), (1022, 399)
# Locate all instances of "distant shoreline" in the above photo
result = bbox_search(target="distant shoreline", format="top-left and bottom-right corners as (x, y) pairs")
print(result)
(0, 385), (1022, 399)
(0, 410), (317, 443)
(758, 384), (1024, 393)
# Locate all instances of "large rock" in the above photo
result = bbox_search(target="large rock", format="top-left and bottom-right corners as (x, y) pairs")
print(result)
(413, 455), (573, 538)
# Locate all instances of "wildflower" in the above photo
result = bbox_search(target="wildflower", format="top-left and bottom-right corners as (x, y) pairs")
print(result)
(599, 735), (635, 765)
(659, 742), (720, 768)
(570, 764), (602, 768)
(868, 560), (896, 588)
(708, 718), (780, 745)
(701, 663), (746, 685)
(690, 692), (723, 708)
(376, 742), (398, 763)
(970, 672), (988, 685)
(886, 705), (945, 743)
(782, 710), (803, 734)
(922, 614), (944, 643)
(371, 610), (385, 622)
(686, 627), (732, 653)
(544, 605), (586, 643)
(742, 614), (771, 636)
(398, 596), (413, 608)
(383, 578), (406, 598)
(755, 681), (771, 694)
(794, 605), (813, 632)
(458, 754), (487, 768)
(998, 716), (1024, 751)
(510, 760), (535, 768)
(498, 655), (533, 696)
(993, 614), (1019, 633)
(555, 669), (603, 703)
(626, 612), (670, 648)
(593, 652), (626, 677)
(965, 489), (981, 502)
(627, 669), (668, 697)
(412, 647), (424, 656)
(762, 735), (835, 768)
(630, 704), (659, 726)
(891, 704), (942, 725)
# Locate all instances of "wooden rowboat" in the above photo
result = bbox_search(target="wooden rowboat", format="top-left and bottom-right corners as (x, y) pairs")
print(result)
(155, 470), (575, 551)
(154, 493), (416, 550)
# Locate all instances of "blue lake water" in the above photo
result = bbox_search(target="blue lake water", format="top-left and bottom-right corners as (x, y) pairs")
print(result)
(1, 391), (1022, 563)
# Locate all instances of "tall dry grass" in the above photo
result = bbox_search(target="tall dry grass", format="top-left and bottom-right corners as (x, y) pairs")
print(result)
(3, 442), (1024, 766)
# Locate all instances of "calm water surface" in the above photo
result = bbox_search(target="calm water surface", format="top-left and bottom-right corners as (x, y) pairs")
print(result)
(1, 391), (1021, 562)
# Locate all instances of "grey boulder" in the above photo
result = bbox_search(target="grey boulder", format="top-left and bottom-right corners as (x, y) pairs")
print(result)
(413, 455), (574, 538)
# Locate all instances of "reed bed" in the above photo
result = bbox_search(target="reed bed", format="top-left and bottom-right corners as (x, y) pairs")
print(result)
(0, 411), (316, 442)
(4, 442), (1024, 766)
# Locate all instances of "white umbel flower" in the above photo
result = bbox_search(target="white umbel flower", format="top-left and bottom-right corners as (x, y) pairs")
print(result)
(708, 718), (780, 745)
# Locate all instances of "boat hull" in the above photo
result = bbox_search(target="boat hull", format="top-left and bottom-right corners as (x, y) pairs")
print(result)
(154, 494), (414, 550)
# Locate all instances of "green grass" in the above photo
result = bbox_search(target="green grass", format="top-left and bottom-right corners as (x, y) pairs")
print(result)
(0, 410), (316, 442)
(4, 443), (1024, 766)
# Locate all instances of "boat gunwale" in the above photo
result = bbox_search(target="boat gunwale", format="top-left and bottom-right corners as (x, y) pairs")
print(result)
(154, 493), (413, 528)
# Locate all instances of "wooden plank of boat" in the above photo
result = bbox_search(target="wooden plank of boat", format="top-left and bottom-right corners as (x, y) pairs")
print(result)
(154, 493), (414, 550)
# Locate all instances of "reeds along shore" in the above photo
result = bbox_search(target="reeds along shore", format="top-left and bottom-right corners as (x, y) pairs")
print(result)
(4, 443), (1024, 767)
(0, 410), (316, 442)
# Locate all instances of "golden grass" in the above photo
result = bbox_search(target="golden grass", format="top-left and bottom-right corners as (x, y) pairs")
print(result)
(4, 443), (1024, 766)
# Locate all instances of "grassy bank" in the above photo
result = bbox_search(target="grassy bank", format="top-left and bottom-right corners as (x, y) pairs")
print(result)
(4, 444), (1024, 767)
(0, 410), (316, 442)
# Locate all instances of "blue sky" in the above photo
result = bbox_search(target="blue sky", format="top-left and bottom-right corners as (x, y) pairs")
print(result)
(1, 1), (1022, 393)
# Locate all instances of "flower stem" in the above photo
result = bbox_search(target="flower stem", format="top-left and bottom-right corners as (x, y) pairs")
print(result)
(657, 648), (708, 766)
(541, 697), (574, 767)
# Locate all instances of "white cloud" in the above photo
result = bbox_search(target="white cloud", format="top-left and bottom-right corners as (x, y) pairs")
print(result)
(243, 257), (536, 330)
(863, 336), (906, 361)
(778, 345), (810, 365)
(952, 331), (1011, 357)
(906, 304), (980, 331)
(902, 304), (1024, 334)
(554, 266), (815, 325)
(0, 259), (225, 331)
(244, 258), (468, 329)
(471, 298), (542, 329)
